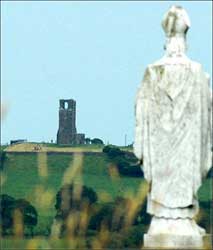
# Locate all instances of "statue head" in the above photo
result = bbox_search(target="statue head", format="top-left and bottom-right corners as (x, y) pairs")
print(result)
(162, 6), (191, 56)
(162, 5), (191, 38)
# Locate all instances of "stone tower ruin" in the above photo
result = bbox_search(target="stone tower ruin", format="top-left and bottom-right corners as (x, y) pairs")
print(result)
(57, 99), (85, 145)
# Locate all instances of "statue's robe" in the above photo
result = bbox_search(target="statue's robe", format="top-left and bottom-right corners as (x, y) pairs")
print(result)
(134, 56), (212, 217)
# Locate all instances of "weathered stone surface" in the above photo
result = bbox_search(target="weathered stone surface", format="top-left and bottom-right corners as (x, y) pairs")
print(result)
(133, 5), (212, 249)
(57, 99), (85, 145)
(57, 99), (77, 145)
(144, 234), (212, 249)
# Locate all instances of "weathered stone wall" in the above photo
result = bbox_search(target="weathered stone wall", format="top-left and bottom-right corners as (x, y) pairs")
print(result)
(76, 133), (85, 145)
(57, 99), (77, 144)
(57, 99), (85, 145)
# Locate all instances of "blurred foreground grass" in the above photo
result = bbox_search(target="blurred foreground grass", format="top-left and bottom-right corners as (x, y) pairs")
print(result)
(1, 152), (143, 235)
(0, 150), (212, 249)
(1, 224), (148, 249)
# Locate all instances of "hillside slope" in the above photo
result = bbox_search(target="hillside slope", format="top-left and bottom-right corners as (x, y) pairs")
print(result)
(1, 151), (212, 235)
(1, 152), (142, 234)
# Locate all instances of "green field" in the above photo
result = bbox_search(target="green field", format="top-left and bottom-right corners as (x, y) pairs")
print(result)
(1, 152), (143, 234)
(1, 150), (212, 248)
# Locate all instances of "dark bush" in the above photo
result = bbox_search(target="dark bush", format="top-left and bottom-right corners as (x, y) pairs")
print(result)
(206, 167), (213, 178)
(103, 145), (124, 158)
(54, 184), (98, 236)
(0, 194), (37, 236)
(200, 201), (212, 210)
(91, 138), (104, 145)
(55, 184), (97, 215)
(197, 208), (211, 233)
(0, 194), (15, 235)
(123, 225), (144, 247)
(89, 203), (114, 231)
(103, 145), (143, 177)
(0, 150), (7, 169)
(116, 161), (143, 177)
(85, 138), (91, 144)
(14, 199), (38, 229)
(89, 197), (150, 232)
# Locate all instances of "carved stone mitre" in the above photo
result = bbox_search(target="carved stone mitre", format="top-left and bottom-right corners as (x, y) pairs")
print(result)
(162, 5), (190, 38)
(162, 6), (191, 56)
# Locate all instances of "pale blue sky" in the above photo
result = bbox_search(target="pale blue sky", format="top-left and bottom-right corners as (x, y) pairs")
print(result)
(1, 1), (212, 145)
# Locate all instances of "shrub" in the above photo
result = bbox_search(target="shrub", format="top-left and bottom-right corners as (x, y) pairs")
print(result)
(91, 138), (104, 145)
(0, 194), (38, 236)
(103, 145), (143, 177)
(0, 150), (7, 169)
(89, 197), (151, 232)
(103, 145), (124, 158)
(89, 203), (114, 231)
(55, 184), (97, 214)
(206, 167), (213, 178)
(54, 184), (98, 236)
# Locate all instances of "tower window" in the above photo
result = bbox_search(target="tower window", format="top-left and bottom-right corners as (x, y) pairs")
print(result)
(64, 102), (68, 109)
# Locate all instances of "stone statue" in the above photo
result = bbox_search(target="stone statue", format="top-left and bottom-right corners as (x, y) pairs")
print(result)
(134, 5), (212, 248)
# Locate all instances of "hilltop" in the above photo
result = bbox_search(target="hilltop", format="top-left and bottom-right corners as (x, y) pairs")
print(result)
(4, 142), (133, 153)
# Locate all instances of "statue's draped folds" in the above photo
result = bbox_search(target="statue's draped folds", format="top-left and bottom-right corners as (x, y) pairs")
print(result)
(134, 5), (212, 248)
(134, 58), (212, 217)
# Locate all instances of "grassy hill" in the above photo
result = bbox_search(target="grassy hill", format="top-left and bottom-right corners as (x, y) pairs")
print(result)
(1, 146), (212, 240)
(4, 142), (104, 153)
(1, 151), (142, 235)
